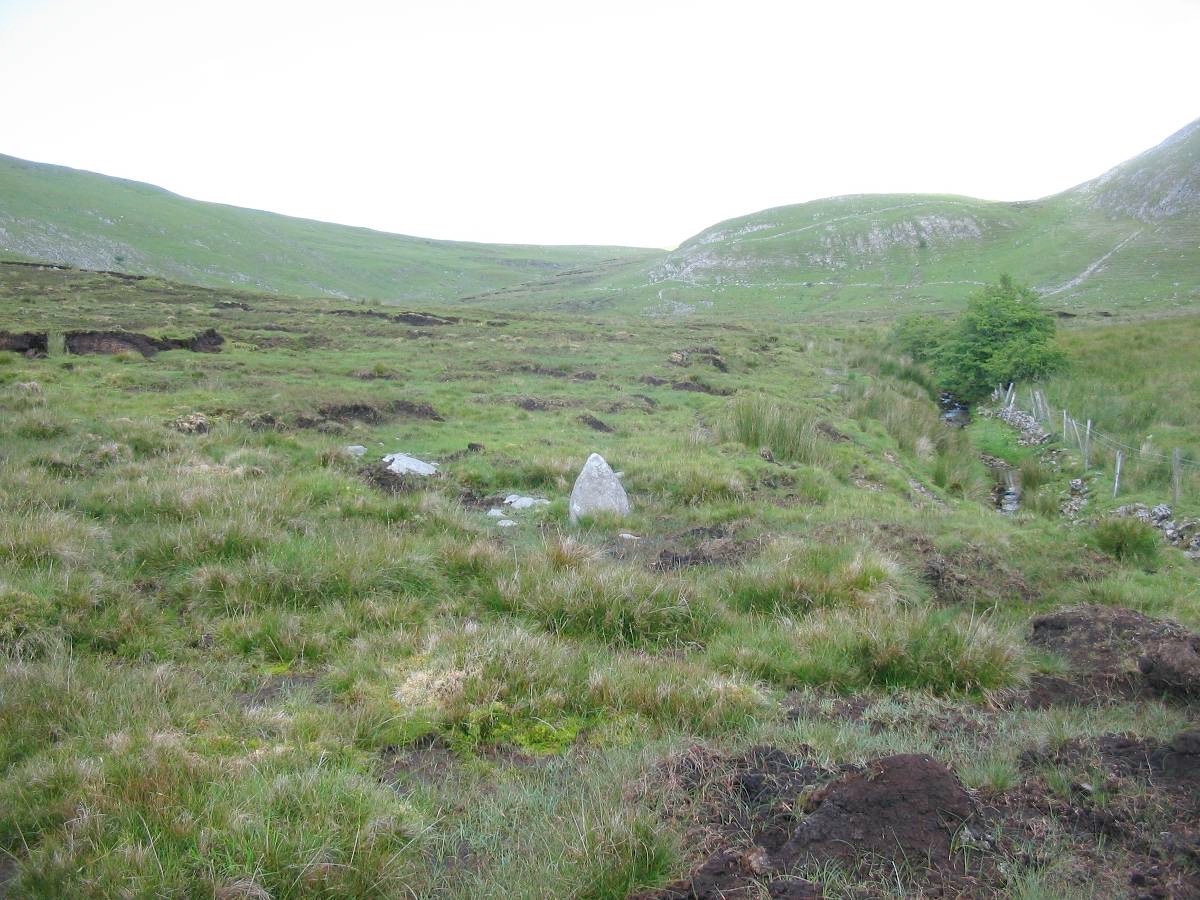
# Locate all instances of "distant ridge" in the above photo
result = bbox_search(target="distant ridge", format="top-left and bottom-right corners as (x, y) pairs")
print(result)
(1, 116), (1197, 317)
(0, 154), (657, 303)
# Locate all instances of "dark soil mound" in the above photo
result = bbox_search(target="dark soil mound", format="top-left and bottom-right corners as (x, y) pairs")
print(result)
(636, 751), (982, 899)
(387, 399), (443, 421)
(652, 525), (756, 571)
(577, 413), (613, 433)
(361, 464), (429, 495)
(1025, 730), (1200, 790)
(64, 328), (223, 356)
(670, 378), (732, 396)
(1028, 604), (1200, 703)
(637, 853), (821, 900)
(632, 745), (831, 900)
(319, 402), (383, 424)
(315, 399), (443, 426)
(0, 330), (48, 355)
(515, 396), (569, 411)
(778, 753), (975, 869)
(329, 308), (460, 327)
(1009, 729), (1200, 896)
(393, 311), (459, 326)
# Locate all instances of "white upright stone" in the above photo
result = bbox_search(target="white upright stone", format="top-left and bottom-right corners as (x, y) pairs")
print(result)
(569, 453), (630, 524)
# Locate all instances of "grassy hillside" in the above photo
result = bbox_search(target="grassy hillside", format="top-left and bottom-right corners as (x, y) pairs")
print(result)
(636, 118), (1200, 319)
(0, 154), (657, 303)
(2, 264), (1199, 897)
(480, 118), (1199, 319)
(5, 118), (1197, 320)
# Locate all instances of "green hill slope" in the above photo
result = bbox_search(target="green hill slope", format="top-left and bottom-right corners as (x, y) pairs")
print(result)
(484, 118), (1199, 319)
(0, 154), (658, 302)
(2, 117), (1196, 318)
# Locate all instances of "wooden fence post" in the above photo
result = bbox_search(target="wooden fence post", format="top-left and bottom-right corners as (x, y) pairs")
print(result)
(1113, 451), (1123, 499)
(1174, 449), (1183, 507)
(1084, 420), (1092, 470)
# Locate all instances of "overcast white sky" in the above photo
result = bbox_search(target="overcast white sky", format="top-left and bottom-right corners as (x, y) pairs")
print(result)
(1, 0), (1197, 248)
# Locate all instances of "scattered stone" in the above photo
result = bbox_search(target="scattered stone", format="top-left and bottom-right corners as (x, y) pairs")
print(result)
(496, 519), (517, 528)
(1062, 478), (1090, 518)
(569, 453), (630, 524)
(171, 412), (210, 434)
(986, 405), (1051, 445)
(486, 508), (506, 518)
(668, 350), (688, 365)
(214, 300), (251, 311)
(618, 533), (642, 541)
(504, 494), (550, 510)
(382, 453), (438, 476)
(344, 444), (368, 457)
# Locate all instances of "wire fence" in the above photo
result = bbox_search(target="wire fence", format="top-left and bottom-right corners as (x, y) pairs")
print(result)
(996, 382), (1199, 505)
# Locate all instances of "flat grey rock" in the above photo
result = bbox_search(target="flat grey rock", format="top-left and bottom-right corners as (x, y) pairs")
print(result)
(569, 453), (630, 524)
(505, 494), (550, 509)
(486, 508), (506, 518)
(496, 519), (518, 528)
(345, 444), (368, 457)
(382, 452), (438, 476)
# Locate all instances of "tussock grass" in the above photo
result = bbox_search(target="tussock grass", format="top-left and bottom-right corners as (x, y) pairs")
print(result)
(1092, 517), (1161, 567)
(709, 607), (1024, 694)
(3, 265), (1199, 895)
(177, 529), (436, 612)
(490, 541), (720, 648)
(719, 393), (833, 465)
(722, 540), (901, 614)
(0, 507), (105, 568)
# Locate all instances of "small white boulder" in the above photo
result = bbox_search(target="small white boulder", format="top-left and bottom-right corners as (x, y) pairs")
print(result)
(345, 444), (368, 457)
(382, 453), (438, 476)
(496, 518), (518, 528)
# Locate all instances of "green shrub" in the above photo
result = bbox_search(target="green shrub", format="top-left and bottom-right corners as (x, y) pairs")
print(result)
(936, 276), (1067, 402)
(891, 315), (953, 364)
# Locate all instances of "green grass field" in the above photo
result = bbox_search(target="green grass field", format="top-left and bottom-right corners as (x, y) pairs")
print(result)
(2, 262), (1199, 897)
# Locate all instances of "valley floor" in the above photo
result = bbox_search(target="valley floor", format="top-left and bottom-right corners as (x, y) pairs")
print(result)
(1, 264), (1198, 898)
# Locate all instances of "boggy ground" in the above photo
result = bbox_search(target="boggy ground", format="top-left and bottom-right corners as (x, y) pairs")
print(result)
(1, 264), (1199, 897)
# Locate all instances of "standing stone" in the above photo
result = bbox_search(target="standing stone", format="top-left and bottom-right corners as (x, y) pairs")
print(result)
(569, 453), (630, 524)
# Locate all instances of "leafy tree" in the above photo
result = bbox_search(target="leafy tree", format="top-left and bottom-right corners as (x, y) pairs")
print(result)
(935, 275), (1066, 402)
